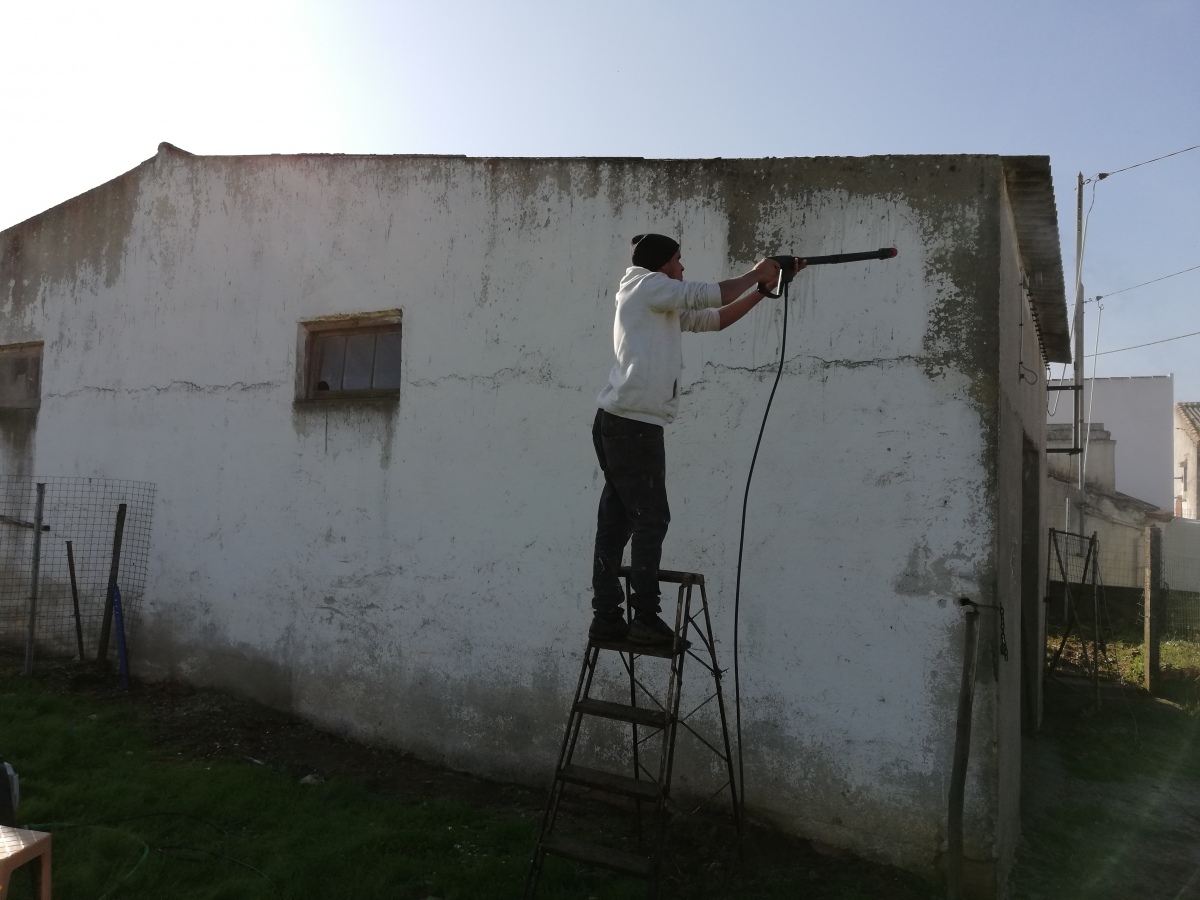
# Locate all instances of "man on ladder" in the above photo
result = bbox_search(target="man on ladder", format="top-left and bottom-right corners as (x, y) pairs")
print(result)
(590, 234), (804, 645)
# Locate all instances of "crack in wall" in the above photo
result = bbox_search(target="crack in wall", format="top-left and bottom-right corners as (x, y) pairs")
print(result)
(700, 354), (925, 377)
(408, 364), (565, 390)
(806, 354), (927, 371)
(47, 380), (279, 399)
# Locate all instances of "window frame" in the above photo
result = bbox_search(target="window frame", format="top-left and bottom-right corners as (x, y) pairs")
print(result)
(296, 311), (403, 403)
(0, 341), (44, 411)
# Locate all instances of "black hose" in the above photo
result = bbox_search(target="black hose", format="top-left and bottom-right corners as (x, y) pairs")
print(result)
(730, 247), (896, 817)
(732, 278), (790, 817)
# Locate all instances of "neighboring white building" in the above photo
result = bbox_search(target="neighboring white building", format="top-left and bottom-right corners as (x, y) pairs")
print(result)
(1047, 375), (1175, 509)
(1175, 402), (1200, 519)
(0, 146), (1070, 897)
(1046, 421), (1164, 591)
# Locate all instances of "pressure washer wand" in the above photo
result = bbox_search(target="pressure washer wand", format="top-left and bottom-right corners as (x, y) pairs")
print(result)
(761, 247), (898, 298)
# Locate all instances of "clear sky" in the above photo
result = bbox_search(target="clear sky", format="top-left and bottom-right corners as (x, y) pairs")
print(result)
(3, 0), (1197, 397)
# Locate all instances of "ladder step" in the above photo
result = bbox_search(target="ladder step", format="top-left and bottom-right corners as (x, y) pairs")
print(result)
(558, 764), (660, 801)
(539, 833), (653, 878)
(589, 635), (682, 658)
(576, 698), (669, 728)
(618, 565), (701, 585)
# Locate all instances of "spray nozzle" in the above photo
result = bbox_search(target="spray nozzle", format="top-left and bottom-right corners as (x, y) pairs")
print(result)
(760, 247), (898, 298)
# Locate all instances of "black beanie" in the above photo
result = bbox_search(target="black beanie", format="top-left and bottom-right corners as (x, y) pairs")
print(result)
(630, 233), (680, 272)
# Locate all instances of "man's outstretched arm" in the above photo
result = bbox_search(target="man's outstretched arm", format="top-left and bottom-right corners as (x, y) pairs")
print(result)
(717, 288), (768, 330)
(716, 257), (805, 330)
(717, 257), (782, 303)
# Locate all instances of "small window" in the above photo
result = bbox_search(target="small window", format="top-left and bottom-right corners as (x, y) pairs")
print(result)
(299, 313), (402, 401)
(0, 343), (42, 410)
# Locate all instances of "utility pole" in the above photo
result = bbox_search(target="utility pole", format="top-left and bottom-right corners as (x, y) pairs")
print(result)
(1048, 172), (1087, 530)
(1074, 172), (1085, 495)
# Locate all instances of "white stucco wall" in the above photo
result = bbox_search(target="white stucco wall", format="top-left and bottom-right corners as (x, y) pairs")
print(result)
(1, 149), (1057, 885)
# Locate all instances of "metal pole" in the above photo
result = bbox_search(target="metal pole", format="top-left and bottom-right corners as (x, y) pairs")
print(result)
(22, 483), (46, 677)
(97, 503), (127, 664)
(1074, 173), (1085, 494)
(67, 540), (86, 660)
(1090, 533), (1101, 706)
(1144, 525), (1162, 693)
(947, 600), (981, 900)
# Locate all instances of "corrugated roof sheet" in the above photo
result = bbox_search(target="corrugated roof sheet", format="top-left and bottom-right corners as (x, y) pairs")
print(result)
(1002, 156), (1071, 364)
(1178, 402), (1200, 442)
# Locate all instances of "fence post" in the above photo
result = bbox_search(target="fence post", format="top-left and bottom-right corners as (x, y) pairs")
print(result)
(21, 482), (47, 677)
(97, 503), (127, 664)
(67, 540), (86, 660)
(1143, 525), (1163, 693)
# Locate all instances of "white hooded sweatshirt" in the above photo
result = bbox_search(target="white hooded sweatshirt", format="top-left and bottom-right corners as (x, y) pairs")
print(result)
(596, 267), (721, 426)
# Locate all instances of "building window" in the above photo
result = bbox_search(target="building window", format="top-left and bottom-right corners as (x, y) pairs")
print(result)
(299, 312), (402, 401)
(0, 343), (42, 410)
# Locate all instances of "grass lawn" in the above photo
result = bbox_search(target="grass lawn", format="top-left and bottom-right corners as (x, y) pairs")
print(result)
(1011, 626), (1200, 899)
(1, 659), (939, 899)
(1049, 617), (1200, 710)
(2, 674), (542, 899)
(9, 628), (1200, 899)
(1010, 682), (1200, 900)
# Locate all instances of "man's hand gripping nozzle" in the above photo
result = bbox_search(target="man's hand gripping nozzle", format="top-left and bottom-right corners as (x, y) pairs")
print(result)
(760, 247), (898, 298)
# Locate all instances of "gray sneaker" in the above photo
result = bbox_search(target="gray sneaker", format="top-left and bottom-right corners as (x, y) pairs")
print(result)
(628, 614), (690, 650)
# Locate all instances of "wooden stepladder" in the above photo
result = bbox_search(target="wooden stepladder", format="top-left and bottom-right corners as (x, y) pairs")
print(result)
(524, 568), (741, 898)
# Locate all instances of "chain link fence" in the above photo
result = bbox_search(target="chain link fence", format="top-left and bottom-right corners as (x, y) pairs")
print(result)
(1162, 518), (1200, 637)
(0, 476), (155, 660)
(1045, 530), (1105, 686)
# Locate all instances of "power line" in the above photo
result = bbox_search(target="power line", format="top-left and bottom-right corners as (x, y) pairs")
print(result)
(1087, 329), (1200, 357)
(1097, 143), (1200, 180)
(1095, 262), (1200, 300)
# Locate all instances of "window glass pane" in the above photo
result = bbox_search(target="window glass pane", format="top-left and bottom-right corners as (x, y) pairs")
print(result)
(315, 335), (345, 391)
(372, 330), (403, 388)
(343, 333), (376, 390)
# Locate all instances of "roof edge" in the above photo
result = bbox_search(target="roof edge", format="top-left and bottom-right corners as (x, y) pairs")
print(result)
(1001, 156), (1070, 364)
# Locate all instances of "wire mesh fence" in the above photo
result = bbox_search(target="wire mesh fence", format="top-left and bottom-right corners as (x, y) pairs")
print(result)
(1162, 519), (1200, 637)
(1045, 530), (1104, 689)
(0, 475), (155, 660)
(1089, 524), (1145, 638)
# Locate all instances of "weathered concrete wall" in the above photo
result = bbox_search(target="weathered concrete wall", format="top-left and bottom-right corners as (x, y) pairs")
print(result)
(990, 181), (1053, 896)
(1, 148), (1034, 883)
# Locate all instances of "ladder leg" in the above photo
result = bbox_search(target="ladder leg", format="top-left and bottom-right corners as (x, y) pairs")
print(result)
(525, 645), (600, 898)
(698, 579), (743, 851)
(522, 849), (545, 900)
(529, 568), (735, 897)
(624, 569), (645, 852)
(650, 580), (691, 890)
(629, 648), (644, 851)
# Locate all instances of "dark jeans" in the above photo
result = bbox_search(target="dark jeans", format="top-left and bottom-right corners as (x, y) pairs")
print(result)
(591, 409), (669, 619)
